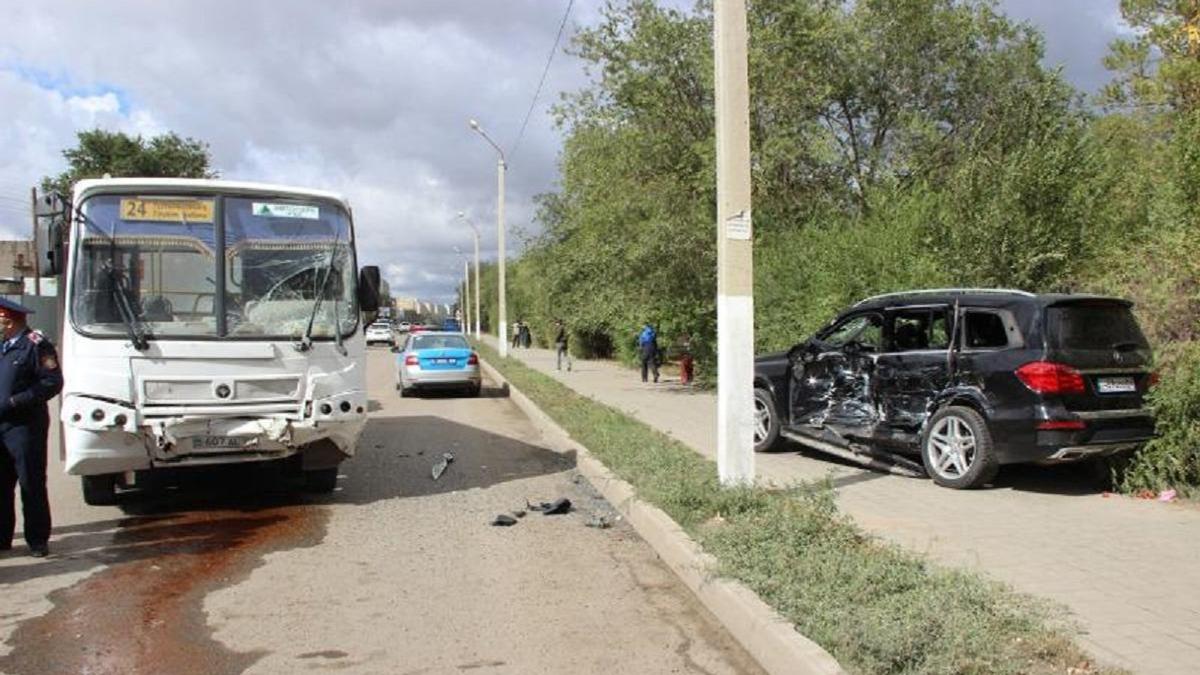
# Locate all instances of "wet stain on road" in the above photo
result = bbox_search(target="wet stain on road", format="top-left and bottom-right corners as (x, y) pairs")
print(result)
(0, 494), (329, 675)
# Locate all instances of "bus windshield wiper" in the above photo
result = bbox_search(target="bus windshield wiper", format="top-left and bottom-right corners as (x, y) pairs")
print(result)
(296, 228), (345, 354)
(105, 263), (149, 350)
(68, 201), (149, 351)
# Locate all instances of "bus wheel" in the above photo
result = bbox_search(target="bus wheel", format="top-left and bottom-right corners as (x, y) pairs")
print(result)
(82, 474), (119, 506)
(303, 467), (339, 493)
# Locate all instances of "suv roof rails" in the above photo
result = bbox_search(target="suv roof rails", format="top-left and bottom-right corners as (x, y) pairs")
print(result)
(853, 288), (1035, 307)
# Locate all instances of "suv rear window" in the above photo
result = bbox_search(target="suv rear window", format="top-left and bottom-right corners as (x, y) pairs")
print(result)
(1046, 303), (1149, 351)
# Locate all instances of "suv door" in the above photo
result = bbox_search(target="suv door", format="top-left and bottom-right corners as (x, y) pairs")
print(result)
(874, 305), (953, 433)
(789, 312), (883, 438)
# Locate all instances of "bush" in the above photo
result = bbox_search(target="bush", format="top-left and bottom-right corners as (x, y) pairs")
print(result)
(755, 188), (951, 352)
(1119, 342), (1200, 498)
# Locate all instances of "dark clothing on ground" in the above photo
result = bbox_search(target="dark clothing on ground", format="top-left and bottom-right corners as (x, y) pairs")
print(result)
(0, 329), (64, 550)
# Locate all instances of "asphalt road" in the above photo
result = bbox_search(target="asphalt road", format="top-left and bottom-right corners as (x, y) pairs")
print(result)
(0, 347), (763, 675)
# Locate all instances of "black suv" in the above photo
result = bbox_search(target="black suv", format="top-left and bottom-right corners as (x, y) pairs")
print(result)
(753, 289), (1155, 489)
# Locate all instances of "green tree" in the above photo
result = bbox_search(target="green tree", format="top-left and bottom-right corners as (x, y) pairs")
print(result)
(42, 129), (216, 197)
(1102, 0), (1200, 111)
(499, 0), (1086, 369)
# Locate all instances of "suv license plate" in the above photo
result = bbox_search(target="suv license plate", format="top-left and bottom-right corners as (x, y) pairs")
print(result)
(1097, 377), (1136, 394)
(191, 436), (247, 450)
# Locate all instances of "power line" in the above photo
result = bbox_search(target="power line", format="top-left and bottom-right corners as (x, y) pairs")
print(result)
(509, 0), (575, 160)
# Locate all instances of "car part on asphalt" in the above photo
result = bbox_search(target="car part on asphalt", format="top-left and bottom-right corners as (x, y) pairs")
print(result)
(430, 452), (454, 481)
(527, 497), (572, 514)
(490, 514), (518, 527)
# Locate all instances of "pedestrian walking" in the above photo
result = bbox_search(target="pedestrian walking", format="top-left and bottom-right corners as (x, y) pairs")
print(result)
(511, 319), (523, 349)
(554, 319), (572, 371)
(0, 299), (64, 558)
(520, 322), (532, 349)
(637, 322), (659, 383)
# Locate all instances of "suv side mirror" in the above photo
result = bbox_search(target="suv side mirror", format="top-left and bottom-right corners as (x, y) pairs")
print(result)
(358, 266), (381, 312)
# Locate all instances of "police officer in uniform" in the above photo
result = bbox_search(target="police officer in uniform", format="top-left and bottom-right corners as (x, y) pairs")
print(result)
(0, 298), (63, 558)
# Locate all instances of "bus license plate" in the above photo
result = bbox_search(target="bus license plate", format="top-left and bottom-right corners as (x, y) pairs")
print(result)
(1097, 377), (1136, 394)
(191, 436), (246, 450)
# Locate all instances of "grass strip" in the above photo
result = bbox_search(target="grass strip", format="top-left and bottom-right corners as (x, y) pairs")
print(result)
(478, 342), (1119, 675)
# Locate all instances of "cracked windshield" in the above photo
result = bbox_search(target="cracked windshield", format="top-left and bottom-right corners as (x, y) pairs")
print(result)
(71, 194), (355, 339)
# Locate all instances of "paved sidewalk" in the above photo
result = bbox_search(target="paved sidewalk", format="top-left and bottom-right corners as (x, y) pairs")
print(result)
(484, 337), (1200, 675)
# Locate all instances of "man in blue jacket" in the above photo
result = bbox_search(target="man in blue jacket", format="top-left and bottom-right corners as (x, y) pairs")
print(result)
(0, 299), (64, 558)
(637, 322), (659, 383)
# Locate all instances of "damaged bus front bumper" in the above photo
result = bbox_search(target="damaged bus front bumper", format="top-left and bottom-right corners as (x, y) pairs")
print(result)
(60, 391), (368, 476)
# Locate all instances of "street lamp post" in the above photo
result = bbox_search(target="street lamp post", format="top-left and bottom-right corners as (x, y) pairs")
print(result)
(468, 118), (507, 358)
(454, 246), (471, 335)
(457, 212), (482, 340)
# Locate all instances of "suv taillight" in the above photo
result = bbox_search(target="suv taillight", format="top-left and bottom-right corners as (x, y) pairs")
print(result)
(467, 353), (479, 365)
(404, 355), (419, 367)
(1015, 361), (1085, 395)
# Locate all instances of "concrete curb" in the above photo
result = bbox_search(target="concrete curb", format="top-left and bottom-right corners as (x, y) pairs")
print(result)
(480, 359), (845, 675)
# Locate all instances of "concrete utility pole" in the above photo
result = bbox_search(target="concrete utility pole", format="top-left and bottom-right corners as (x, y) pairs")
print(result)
(714, 0), (755, 486)
(457, 212), (482, 340)
(469, 119), (507, 357)
(454, 247), (471, 335)
(29, 187), (40, 296)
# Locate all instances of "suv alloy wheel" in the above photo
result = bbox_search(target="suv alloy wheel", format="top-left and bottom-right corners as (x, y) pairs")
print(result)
(920, 406), (999, 489)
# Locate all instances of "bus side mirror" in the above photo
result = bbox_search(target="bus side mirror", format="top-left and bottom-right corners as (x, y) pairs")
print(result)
(358, 266), (381, 313)
(34, 193), (67, 277)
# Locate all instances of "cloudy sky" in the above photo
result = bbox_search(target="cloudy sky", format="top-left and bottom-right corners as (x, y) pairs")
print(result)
(0, 0), (1128, 302)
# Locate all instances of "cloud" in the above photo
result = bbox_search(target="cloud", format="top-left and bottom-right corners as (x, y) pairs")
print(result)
(998, 0), (1126, 95)
(0, 0), (588, 301)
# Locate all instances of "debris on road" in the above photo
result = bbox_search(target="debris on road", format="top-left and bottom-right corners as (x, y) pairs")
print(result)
(1159, 489), (1178, 502)
(512, 509), (527, 518)
(585, 514), (612, 529)
(526, 497), (572, 515)
(490, 514), (518, 527)
(431, 452), (455, 481)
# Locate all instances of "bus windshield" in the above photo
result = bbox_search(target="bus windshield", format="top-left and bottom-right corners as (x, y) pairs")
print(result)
(71, 193), (357, 340)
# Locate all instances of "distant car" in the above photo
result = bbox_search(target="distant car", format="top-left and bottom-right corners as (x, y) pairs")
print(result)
(753, 289), (1156, 489)
(442, 318), (461, 332)
(365, 321), (394, 346)
(395, 331), (481, 397)
(397, 321), (412, 332)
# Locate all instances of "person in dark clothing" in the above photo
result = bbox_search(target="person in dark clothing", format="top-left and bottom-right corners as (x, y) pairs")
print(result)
(511, 319), (523, 349)
(0, 299), (64, 558)
(637, 323), (659, 383)
(520, 322), (532, 348)
(554, 319), (572, 371)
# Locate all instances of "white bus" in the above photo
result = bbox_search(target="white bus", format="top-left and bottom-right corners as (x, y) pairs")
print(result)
(46, 178), (379, 504)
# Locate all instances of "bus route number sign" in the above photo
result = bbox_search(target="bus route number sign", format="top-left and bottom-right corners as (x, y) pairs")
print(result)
(120, 198), (215, 223)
